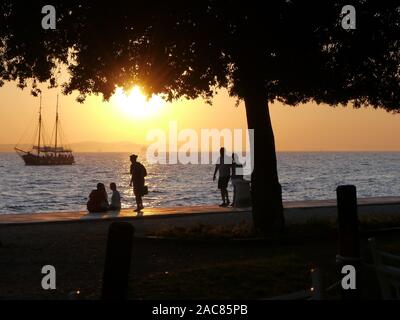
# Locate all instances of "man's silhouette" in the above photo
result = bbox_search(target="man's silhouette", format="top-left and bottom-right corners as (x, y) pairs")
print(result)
(213, 147), (231, 207)
(129, 154), (147, 212)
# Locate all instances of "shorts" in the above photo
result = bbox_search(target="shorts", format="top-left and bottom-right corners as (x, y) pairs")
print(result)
(218, 176), (230, 190)
(133, 185), (143, 197)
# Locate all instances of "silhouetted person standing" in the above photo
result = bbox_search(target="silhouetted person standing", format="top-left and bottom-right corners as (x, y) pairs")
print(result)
(213, 147), (231, 207)
(129, 154), (147, 212)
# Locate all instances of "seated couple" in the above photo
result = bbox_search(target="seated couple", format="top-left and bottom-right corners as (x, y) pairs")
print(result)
(87, 182), (121, 213)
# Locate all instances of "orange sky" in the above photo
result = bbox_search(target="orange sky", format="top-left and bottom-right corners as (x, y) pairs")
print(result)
(0, 81), (399, 151)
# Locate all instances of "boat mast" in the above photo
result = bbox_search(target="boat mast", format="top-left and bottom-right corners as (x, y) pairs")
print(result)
(55, 94), (59, 154)
(37, 94), (42, 156)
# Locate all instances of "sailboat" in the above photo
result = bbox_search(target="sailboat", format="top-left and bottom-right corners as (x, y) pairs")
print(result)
(15, 95), (75, 166)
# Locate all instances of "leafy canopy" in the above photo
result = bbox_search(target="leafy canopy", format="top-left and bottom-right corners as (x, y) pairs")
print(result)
(0, 1), (399, 112)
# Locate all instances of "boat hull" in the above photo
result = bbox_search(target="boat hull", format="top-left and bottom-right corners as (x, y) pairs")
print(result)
(21, 153), (75, 166)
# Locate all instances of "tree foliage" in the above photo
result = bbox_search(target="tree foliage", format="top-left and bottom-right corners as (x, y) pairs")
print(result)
(0, 1), (399, 112)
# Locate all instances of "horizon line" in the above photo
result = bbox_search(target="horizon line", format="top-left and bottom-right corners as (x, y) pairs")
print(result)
(1, 150), (399, 153)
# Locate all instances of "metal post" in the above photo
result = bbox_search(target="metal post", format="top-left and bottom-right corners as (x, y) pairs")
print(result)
(101, 222), (134, 300)
(336, 185), (361, 300)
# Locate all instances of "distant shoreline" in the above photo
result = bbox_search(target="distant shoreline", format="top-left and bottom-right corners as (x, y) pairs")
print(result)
(1, 149), (400, 153)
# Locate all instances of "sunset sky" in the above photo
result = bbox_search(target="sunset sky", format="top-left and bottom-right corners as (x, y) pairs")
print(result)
(0, 81), (399, 152)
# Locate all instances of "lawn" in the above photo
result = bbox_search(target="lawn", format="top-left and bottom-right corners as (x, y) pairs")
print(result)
(0, 216), (399, 299)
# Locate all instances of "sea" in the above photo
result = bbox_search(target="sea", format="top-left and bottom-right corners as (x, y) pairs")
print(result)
(0, 152), (399, 214)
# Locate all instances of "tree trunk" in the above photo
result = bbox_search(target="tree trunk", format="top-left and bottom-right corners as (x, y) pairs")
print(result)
(243, 77), (285, 236)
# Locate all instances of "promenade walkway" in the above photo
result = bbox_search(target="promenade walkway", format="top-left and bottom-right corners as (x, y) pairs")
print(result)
(1, 197), (399, 229)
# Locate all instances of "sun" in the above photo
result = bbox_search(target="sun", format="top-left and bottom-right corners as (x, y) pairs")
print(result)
(111, 86), (165, 119)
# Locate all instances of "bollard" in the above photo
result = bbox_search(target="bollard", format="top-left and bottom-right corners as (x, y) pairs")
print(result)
(336, 185), (361, 300)
(232, 179), (251, 207)
(101, 222), (134, 300)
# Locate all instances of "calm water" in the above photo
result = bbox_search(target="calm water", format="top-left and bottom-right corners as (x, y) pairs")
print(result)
(0, 152), (399, 214)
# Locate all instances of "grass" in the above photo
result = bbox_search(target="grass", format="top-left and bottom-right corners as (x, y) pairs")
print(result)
(360, 215), (400, 231)
(147, 220), (337, 241)
(131, 254), (315, 299)
(2, 214), (400, 299)
(147, 215), (400, 240)
(148, 221), (254, 240)
(129, 233), (400, 300)
(137, 215), (400, 300)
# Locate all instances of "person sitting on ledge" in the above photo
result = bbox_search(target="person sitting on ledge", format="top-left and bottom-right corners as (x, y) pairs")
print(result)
(87, 183), (109, 213)
(109, 182), (121, 211)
